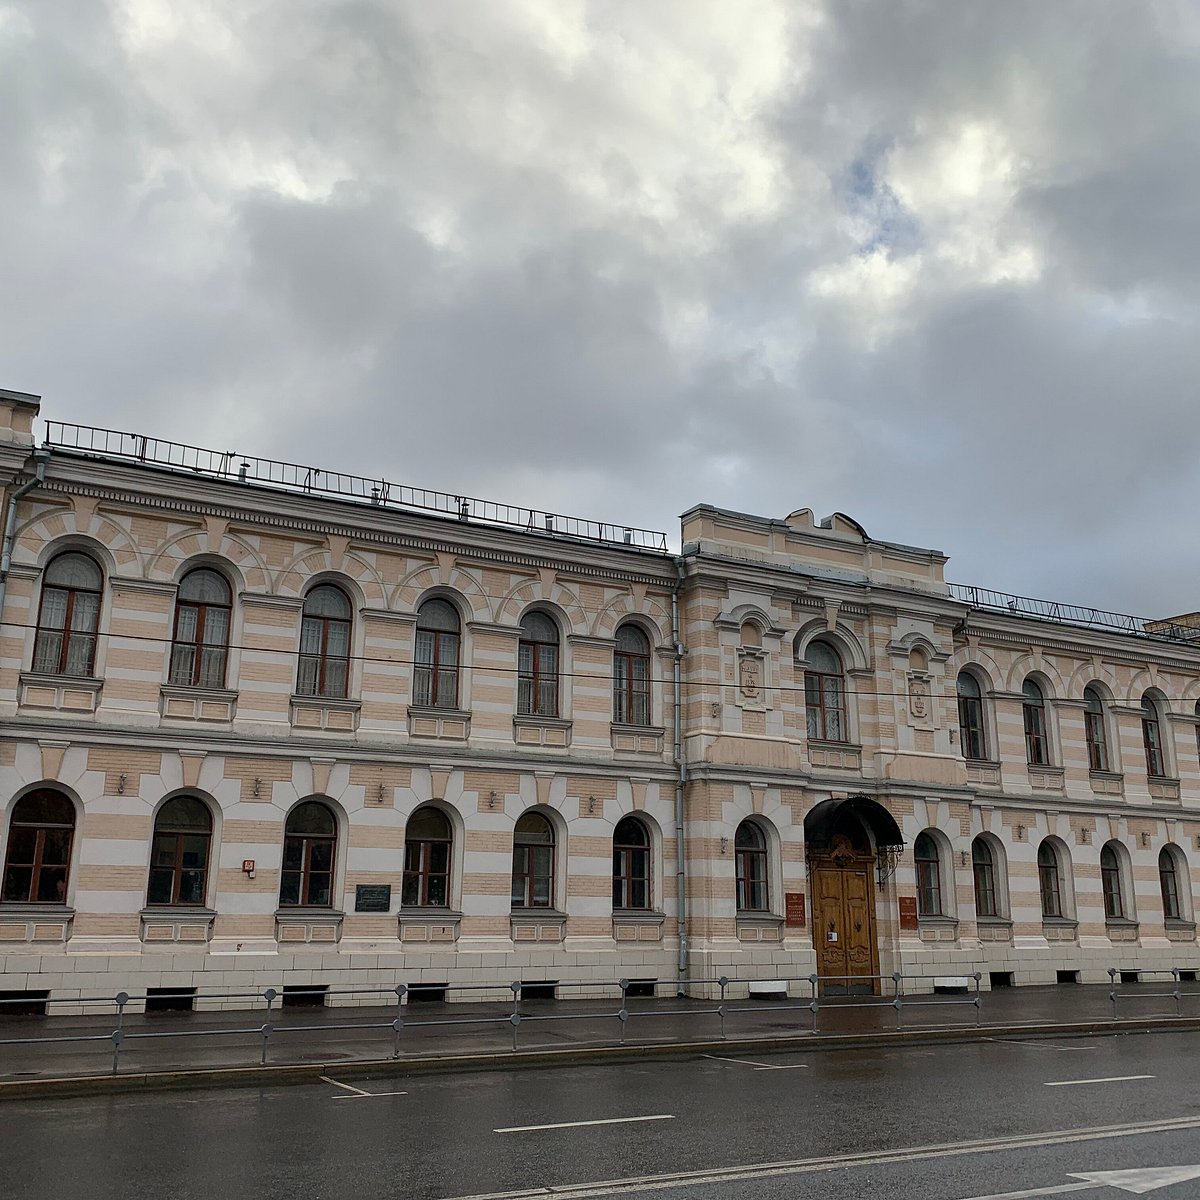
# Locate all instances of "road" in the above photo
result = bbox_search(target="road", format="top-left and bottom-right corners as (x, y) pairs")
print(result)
(5, 1031), (1200, 1198)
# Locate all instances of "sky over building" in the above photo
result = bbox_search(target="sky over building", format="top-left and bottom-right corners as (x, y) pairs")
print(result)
(3, 1), (1199, 616)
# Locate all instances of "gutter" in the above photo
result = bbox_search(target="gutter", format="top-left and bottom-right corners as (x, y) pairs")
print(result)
(672, 554), (688, 991)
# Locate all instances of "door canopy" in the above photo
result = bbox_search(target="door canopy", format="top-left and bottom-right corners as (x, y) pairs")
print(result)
(804, 796), (904, 853)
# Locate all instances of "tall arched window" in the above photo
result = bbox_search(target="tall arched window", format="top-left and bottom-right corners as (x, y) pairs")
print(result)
(2, 790), (75, 904)
(297, 585), (351, 699)
(1142, 693), (1166, 777)
(33, 552), (102, 677)
(957, 673), (987, 760)
(1083, 686), (1109, 772)
(169, 569), (232, 689)
(517, 612), (559, 717)
(1037, 841), (1063, 919)
(612, 816), (651, 910)
(147, 796), (213, 906)
(971, 837), (998, 918)
(1194, 701), (1200, 764)
(914, 831), (942, 916)
(280, 801), (337, 907)
(1100, 842), (1124, 920)
(613, 625), (651, 726)
(1022, 679), (1049, 765)
(414, 599), (460, 709)
(804, 641), (846, 742)
(734, 819), (769, 913)
(511, 812), (554, 908)
(1160, 846), (1184, 922)
(402, 807), (452, 907)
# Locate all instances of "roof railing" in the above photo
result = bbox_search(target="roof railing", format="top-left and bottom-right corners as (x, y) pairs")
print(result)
(948, 582), (1200, 644)
(40, 421), (669, 553)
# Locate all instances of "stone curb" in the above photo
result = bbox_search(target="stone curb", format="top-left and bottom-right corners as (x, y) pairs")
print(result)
(2, 1016), (1197, 1101)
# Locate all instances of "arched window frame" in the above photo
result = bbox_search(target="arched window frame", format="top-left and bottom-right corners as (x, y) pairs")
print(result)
(401, 806), (453, 908)
(33, 551), (103, 678)
(1159, 844), (1191, 924)
(1037, 838), (1073, 920)
(1022, 678), (1050, 766)
(146, 795), (214, 907)
(612, 815), (652, 911)
(1100, 841), (1134, 923)
(413, 598), (461, 710)
(517, 611), (560, 718)
(734, 818), (770, 913)
(511, 810), (556, 909)
(169, 568), (233, 690)
(957, 671), (988, 761)
(612, 624), (652, 727)
(1, 789), (77, 905)
(1083, 685), (1110, 772)
(914, 831), (943, 917)
(297, 584), (352, 700)
(971, 835), (1005, 920)
(1142, 692), (1168, 779)
(279, 801), (338, 908)
(803, 640), (848, 743)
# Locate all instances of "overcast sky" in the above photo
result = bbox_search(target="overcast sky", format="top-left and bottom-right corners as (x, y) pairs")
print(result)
(3, 2), (1199, 617)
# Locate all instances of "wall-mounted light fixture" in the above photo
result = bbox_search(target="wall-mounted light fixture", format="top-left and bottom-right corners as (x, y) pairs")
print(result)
(1142, 831), (1151, 847)
(720, 836), (728, 855)
(116, 773), (127, 795)
(1016, 823), (1025, 841)
(960, 850), (968, 868)
(252, 777), (262, 798)
(587, 796), (597, 814)
(488, 791), (497, 809)
(377, 783), (386, 802)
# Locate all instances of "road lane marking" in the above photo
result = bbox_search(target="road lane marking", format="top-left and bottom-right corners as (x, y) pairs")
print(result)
(332, 1090), (409, 1099)
(320, 1075), (370, 1097)
(1044, 1075), (1154, 1087)
(702, 1054), (774, 1068)
(753, 1063), (809, 1071)
(988, 1039), (1098, 1051)
(966, 1163), (1200, 1198)
(444, 1113), (1200, 1199)
(495, 1115), (675, 1134)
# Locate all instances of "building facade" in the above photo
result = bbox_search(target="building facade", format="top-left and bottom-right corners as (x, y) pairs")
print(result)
(2, 387), (1200, 1009)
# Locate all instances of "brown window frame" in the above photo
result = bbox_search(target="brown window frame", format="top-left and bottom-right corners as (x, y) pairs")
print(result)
(511, 812), (555, 909)
(1100, 843), (1124, 920)
(517, 613), (559, 718)
(1038, 841), (1063, 919)
(1142, 697), (1166, 778)
(613, 626), (651, 727)
(1083, 687), (1109, 772)
(734, 820), (769, 913)
(146, 797), (213, 907)
(612, 816), (651, 910)
(168, 569), (232, 689)
(914, 831), (942, 917)
(1160, 847), (1182, 921)
(279, 802), (337, 908)
(1, 790), (76, 905)
(804, 643), (847, 743)
(972, 837), (998, 918)
(1022, 681), (1049, 765)
(401, 808), (452, 908)
(957, 673), (987, 761)
(413, 600), (460, 710)
(33, 553), (102, 678)
(297, 586), (352, 700)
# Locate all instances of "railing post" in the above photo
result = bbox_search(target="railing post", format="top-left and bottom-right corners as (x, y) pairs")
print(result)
(618, 978), (629, 1045)
(110, 991), (128, 1075)
(809, 974), (819, 1033)
(718, 976), (728, 1041)
(1108, 968), (1118, 1021)
(392, 984), (406, 1058)
(509, 981), (522, 1052)
(973, 972), (982, 1025)
(892, 973), (903, 1029)
(1173, 967), (1181, 1017)
(260, 987), (277, 1065)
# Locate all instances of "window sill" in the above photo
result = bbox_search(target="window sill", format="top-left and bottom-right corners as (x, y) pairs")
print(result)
(807, 740), (862, 771)
(1089, 769), (1124, 796)
(510, 909), (567, 943)
(407, 706), (471, 741)
(736, 913), (784, 943)
(965, 759), (1001, 786)
(976, 917), (1013, 943)
(1166, 920), (1197, 941)
(512, 714), (572, 748)
(290, 694), (361, 734)
(18, 672), (102, 714)
(1105, 918), (1139, 942)
(1149, 776), (1182, 802)
(0, 905), (74, 943)
(610, 723), (665, 754)
(160, 684), (237, 723)
(918, 915), (959, 943)
(613, 911), (665, 943)
(1042, 917), (1078, 942)
(398, 908), (462, 944)
(275, 908), (344, 945)
(1027, 764), (1065, 791)
(140, 907), (216, 944)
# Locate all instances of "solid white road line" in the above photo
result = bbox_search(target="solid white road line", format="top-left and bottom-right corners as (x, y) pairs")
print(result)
(494, 1115), (675, 1134)
(444, 1113), (1200, 1199)
(701, 1054), (774, 1068)
(319, 1075), (370, 1097)
(331, 1090), (409, 1099)
(1044, 1075), (1155, 1087)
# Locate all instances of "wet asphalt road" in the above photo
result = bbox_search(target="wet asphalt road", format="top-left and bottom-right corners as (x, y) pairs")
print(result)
(6, 1031), (1200, 1199)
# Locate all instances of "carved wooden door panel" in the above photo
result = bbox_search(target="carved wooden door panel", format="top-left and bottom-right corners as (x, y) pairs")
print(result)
(810, 848), (879, 995)
(842, 866), (878, 984)
(813, 867), (847, 982)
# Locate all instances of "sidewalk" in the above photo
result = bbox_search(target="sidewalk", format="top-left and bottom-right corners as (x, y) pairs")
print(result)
(1, 981), (1195, 1097)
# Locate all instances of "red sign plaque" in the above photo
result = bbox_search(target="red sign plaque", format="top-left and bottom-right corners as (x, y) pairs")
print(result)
(898, 896), (919, 930)
(785, 892), (806, 927)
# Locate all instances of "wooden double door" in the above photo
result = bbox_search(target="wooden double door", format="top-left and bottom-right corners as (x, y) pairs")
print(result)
(810, 839), (879, 994)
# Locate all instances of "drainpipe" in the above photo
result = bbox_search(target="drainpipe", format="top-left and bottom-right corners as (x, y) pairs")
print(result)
(672, 554), (689, 991)
(0, 446), (50, 623)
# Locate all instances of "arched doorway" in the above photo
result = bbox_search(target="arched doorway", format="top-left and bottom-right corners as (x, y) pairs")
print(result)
(805, 797), (903, 995)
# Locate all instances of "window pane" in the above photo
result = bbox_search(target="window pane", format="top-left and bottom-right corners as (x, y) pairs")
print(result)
(147, 868), (174, 906)
(2, 866), (33, 903)
(63, 632), (96, 677)
(32, 629), (64, 674)
(169, 644), (196, 686)
(413, 664), (433, 707)
(38, 587), (68, 631)
(35, 867), (68, 903)
(198, 646), (227, 688)
(279, 872), (300, 906)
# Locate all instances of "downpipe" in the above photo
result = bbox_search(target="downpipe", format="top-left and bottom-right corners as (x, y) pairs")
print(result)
(0, 446), (49, 623)
(672, 554), (688, 992)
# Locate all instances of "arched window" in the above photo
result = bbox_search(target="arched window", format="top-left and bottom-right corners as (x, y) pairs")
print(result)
(957, 673), (987, 761)
(169, 569), (232, 689)
(280, 801), (337, 907)
(297, 585), (351, 699)
(402, 807), (452, 907)
(1022, 679), (1049, 765)
(414, 599), (460, 709)
(1038, 841), (1063, 919)
(612, 816), (651, 910)
(33, 552), (102, 677)
(1142, 694), (1166, 778)
(1194, 701), (1200, 763)
(1083, 686), (1109, 772)
(147, 796), (213, 906)
(511, 812), (554, 908)
(804, 641), (846, 742)
(613, 625), (651, 726)
(914, 832), (942, 917)
(2, 790), (75, 904)
(517, 612), (559, 717)
(972, 837), (998, 918)
(1100, 842), (1124, 920)
(1159, 846), (1183, 922)
(734, 820), (769, 913)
